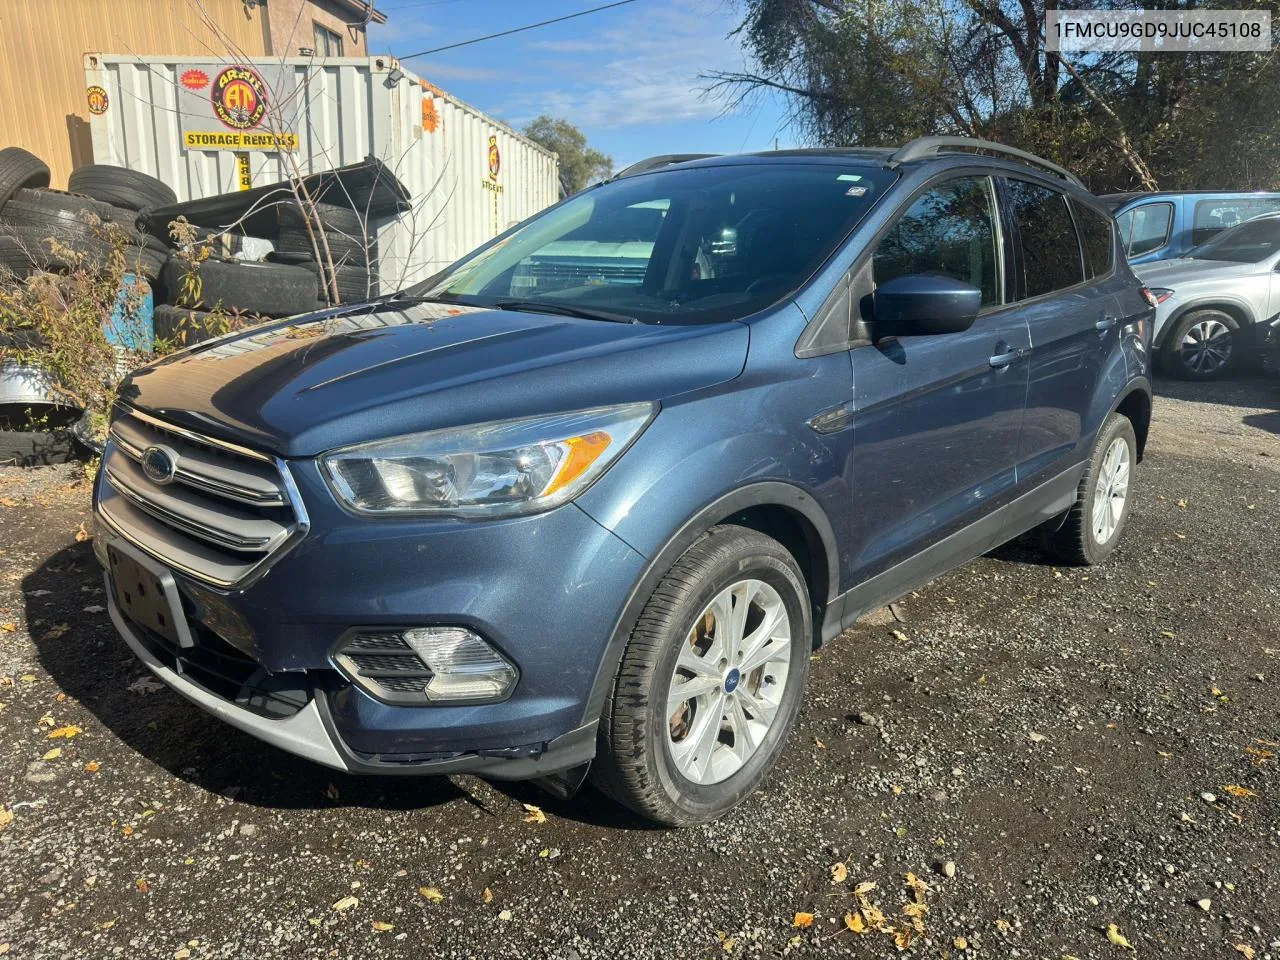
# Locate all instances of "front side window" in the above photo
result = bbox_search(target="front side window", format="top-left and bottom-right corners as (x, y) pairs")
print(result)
(1006, 179), (1084, 298)
(1073, 200), (1114, 279)
(1192, 197), (1280, 246)
(871, 177), (1002, 306)
(1116, 202), (1173, 258)
(420, 164), (895, 324)
(1188, 216), (1280, 263)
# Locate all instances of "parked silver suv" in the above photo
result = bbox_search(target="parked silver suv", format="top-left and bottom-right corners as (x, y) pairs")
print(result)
(1133, 213), (1280, 379)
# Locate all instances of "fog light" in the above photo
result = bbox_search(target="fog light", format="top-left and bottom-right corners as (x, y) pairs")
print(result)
(403, 627), (517, 703)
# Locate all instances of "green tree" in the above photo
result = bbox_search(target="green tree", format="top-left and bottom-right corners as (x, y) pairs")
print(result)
(523, 116), (613, 195)
(711, 0), (1280, 193)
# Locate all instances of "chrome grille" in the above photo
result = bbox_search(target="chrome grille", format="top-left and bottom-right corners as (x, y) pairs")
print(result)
(97, 408), (306, 588)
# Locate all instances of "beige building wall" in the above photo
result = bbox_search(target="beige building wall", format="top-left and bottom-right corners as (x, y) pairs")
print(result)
(0, 0), (271, 187)
(265, 0), (371, 57)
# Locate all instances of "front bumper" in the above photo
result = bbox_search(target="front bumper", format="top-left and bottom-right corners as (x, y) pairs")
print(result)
(94, 453), (646, 777)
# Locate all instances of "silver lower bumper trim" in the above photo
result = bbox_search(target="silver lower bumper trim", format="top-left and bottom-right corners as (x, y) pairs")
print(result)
(106, 583), (350, 772)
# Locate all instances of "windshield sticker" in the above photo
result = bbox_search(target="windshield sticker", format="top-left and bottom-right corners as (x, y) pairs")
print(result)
(845, 185), (870, 197)
(836, 174), (863, 182)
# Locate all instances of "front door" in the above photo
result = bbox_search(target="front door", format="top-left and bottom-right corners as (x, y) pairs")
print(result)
(848, 175), (1031, 580)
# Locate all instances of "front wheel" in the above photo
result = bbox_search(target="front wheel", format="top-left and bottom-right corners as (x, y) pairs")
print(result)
(1160, 309), (1238, 380)
(592, 525), (811, 826)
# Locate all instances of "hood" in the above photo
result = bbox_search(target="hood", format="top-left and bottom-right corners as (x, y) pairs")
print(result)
(118, 301), (750, 457)
(1134, 257), (1267, 287)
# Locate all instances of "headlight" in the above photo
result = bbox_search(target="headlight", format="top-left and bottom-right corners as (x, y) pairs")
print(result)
(322, 402), (656, 516)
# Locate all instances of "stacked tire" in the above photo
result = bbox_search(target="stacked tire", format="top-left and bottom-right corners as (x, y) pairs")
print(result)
(270, 201), (380, 304)
(0, 151), (175, 283)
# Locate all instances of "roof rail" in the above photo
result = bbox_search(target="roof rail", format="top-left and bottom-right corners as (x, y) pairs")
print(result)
(888, 136), (1085, 188)
(613, 154), (720, 180)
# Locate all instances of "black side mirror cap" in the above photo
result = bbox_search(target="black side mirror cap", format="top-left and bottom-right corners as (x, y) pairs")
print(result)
(872, 274), (982, 338)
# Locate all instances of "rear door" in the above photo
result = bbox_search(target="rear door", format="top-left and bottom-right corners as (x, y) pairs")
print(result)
(847, 175), (1031, 578)
(1003, 177), (1118, 481)
(1115, 200), (1174, 263)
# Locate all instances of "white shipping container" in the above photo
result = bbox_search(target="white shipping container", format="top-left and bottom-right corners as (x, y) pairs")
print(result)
(83, 54), (559, 289)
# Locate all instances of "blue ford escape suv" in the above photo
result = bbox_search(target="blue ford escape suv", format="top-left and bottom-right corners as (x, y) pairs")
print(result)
(95, 138), (1155, 826)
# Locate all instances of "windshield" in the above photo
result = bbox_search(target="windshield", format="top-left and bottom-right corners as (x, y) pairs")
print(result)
(1188, 216), (1280, 263)
(415, 163), (895, 323)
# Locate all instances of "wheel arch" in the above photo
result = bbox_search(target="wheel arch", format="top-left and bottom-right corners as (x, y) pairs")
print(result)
(1156, 298), (1256, 348)
(581, 482), (839, 727)
(1111, 377), (1152, 462)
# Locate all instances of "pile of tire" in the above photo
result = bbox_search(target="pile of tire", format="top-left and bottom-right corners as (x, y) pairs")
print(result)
(268, 200), (380, 304)
(0, 150), (171, 283)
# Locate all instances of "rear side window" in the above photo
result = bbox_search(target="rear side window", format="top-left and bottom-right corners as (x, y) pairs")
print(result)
(1117, 202), (1173, 257)
(1005, 179), (1084, 298)
(872, 176), (1002, 306)
(1073, 201), (1114, 278)
(1192, 197), (1280, 246)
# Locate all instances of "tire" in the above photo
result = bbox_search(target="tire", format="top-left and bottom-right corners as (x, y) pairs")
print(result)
(0, 224), (107, 273)
(303, 261), (379, 303)
(275, 204), (372, 266)
(1160, 309), (1239, 380)
(122, 236), (168, 281)
(0, 233), (41, 279)
(592, 525), (812, 826)
(0, 187), (112, 235)
(160, 257), (321, 317)
(67, 164), (176, 211)
(1045, 412), (1138, 566)
(0, 147), (50, 209)
(0, 422), (81, 466)
(104, 204), (145, 233)
(153, 305), (217, 345)
(266, 250), (315, 265)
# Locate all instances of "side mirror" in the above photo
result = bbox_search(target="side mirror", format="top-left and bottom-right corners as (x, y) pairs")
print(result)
(872, 274), (982, 338)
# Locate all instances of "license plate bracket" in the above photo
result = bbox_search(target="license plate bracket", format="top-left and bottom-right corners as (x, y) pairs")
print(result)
(107, 543), (194, 648)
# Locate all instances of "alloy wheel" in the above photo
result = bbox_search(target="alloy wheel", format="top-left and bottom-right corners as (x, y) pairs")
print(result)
(1091, 436), (1131, 545)
(1179, 318), (1232, 375)
(665, 578), (793, 785)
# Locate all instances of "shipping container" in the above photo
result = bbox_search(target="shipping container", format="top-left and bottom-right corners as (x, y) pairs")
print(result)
(83, 54), (560, 289)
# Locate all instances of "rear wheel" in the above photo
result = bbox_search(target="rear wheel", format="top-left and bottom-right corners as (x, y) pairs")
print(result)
(592, 525), (811, 826)
(1161, 309), (1238, 380)
(1046, 412), (1137, 566)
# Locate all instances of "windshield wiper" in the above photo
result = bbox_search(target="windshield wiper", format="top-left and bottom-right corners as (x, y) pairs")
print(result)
(493, 299), (639, 324)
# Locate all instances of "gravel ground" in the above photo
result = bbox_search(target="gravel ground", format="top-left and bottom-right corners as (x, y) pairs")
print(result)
(0, 376), (1277, 960)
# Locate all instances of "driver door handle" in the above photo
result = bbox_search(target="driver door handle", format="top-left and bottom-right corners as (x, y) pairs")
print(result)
(989, 346), (1025, 368)
(1096, 316), (1118, 332)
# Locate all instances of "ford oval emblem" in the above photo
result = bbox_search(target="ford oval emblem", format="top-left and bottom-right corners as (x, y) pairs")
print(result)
(140, 445), (179, 485)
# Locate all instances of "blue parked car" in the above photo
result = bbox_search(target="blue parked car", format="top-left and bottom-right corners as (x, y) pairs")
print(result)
(95, 138), (1154, 825)
(1103, 190), (1280, 264)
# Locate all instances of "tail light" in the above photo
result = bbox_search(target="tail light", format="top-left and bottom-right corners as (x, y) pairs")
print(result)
(1141, 286), (1173, 306)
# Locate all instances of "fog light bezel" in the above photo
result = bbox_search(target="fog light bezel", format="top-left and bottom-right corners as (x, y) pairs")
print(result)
(330, 625), (519, 706)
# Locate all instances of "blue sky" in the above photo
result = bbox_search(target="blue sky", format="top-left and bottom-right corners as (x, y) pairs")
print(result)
(367, 0), (796, 170)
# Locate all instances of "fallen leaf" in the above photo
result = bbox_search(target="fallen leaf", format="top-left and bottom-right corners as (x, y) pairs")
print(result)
(891, 629), (909, 642)
(1176, 498), (1187, 509)
(814, 737), (825, 749)
(19, 675), (35, 683)
(497, 909), (513, 922)
(844, 912), (866, 933)
(904, 871), (930, 900)
(47, 725), (82, 739)
(331, 895), (358, 912)
(135, 878), (150, 893)
(324, 783), (340, 801)
(0, 623), (14, 633)
(995, 918), (1012, 932)
(0, 807), (12, 832)
(482, 887), (494, 904)
(40, 623), (70, 641)
(419, 886), (444, 903)
(370, 921), (394, 932)
(1244, 746), (1274, 765)
(74, 523), (90, 543)
(1161, 630), (1176, 639)
(42, 747), (62, 760)
(121, 825), (134, 837)
(522, 803), (547, 824)
(853, 881), (878, 896)
(84, 760), (101, 773)
(1029, 731), (1048, 744)
(792, 912), (814, 928)
(830, 862), (848, 884)
(127, 676), (164, 695)
(1106, 923), (1134, 951)
(954, 936), (969, 949)
(1235, 945), (1256, 959)
(100, 919), (116, 929)
(1221, 784), (1258, 798)
(0, 497), (18, 507)
(893, 928), (913, 950)
(174, 950), (191, 960)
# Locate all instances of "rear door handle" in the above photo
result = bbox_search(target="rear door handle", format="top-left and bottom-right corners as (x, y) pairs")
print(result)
(1096, 316), (1118, 332)
(989, 350), (1018, 367)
